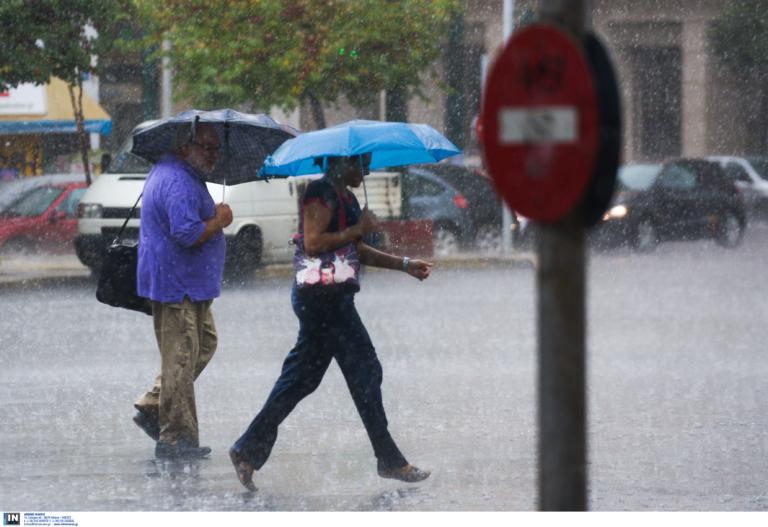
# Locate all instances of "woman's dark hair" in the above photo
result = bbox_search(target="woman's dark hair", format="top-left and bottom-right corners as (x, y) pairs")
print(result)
(316, 154), (371, 170)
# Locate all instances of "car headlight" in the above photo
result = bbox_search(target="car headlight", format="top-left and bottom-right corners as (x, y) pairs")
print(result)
(603, 204), (628, 221)
(77, 203), (103, 218)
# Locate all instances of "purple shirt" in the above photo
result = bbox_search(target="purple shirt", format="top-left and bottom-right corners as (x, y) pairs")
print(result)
(137, 155), (225, 303)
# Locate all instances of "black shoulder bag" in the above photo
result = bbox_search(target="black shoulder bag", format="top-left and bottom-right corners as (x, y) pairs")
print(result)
(95, 193), (152, 316)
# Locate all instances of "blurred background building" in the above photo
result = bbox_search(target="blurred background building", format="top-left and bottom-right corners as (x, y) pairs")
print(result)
(310, 0), (766, 165)
(3, 0), (760, 179)
(0, 78), (111, 178)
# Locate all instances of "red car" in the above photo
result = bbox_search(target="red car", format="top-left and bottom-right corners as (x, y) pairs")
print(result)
(0, 181), (87, 254)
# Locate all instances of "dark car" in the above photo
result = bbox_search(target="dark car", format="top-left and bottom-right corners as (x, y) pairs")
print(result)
(398, 164), (502, 255)
(595, 159), (746, 251)
(0, 181), (88, 254)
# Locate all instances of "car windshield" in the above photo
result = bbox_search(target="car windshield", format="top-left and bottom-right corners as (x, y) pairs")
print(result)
(412, 164), (493, 197)
(0, 179), (45, 212)
(618, 165), (662, 190)
(746, 157), (768, 180)
(57, 188), (86, 216)
(2, 186), (64, 217)
(107, 134), (152, 174)
(0, 175), (86, 213)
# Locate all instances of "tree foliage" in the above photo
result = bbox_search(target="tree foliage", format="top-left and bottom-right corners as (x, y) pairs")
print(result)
(134, 0), (462, 127)
(0, 0), (134, 183)
(710, 0), (768, 70)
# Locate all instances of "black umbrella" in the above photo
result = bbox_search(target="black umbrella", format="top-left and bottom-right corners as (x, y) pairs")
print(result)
(131, 108), (299, 185)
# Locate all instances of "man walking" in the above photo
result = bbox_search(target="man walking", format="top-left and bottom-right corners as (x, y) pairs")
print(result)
(133, 122), (233, 460)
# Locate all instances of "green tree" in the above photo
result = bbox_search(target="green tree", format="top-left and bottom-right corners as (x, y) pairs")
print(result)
(710, 0), (768, 152)
(134, 0), (462, 128)
(0, 0), (132, 184)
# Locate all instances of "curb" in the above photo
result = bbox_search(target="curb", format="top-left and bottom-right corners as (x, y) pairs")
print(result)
(0, 272), (94, 291)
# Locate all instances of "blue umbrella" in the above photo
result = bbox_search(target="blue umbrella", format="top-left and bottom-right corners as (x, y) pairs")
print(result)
(131, 108), (298, 185)
(259, 119), (461, 178)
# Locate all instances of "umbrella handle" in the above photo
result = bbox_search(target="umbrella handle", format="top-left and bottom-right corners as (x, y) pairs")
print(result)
(359, 156), (368, 207)
(223, 121), (230, 203)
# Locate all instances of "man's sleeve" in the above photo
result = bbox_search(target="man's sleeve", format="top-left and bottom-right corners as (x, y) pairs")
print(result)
(164, 179), (207, 248)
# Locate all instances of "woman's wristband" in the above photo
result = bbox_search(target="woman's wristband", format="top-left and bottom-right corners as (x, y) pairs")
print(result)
(402, 256), (410, 271)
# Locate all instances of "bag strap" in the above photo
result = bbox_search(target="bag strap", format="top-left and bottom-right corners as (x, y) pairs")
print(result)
(114, 192), (142, 243)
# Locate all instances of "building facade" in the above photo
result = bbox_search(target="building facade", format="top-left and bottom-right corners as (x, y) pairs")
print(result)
(451, 0), (758, 163)
(95, 1), (761, 167)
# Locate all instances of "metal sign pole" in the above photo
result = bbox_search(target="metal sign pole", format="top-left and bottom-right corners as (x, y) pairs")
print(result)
(537, 0), (589, 511)
(501, 0), (516, 255)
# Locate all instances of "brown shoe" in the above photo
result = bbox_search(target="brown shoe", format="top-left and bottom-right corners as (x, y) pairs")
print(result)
(378, 464), (431, 483)
(132, 409), (159, 441)
(229, 447), (256, 492)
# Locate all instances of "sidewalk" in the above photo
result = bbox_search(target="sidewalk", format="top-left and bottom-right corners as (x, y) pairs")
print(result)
(0, 250), (535, 286)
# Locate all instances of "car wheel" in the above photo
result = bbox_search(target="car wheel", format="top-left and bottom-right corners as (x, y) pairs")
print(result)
(432, 224), (460, 257)
(632, 217), (657, 252)
(714, 211), (745, 248)
(476, 225), (501, 254)
(226, 228), (262, 279)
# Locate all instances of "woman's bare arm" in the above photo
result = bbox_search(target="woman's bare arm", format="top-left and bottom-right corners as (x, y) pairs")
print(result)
(357, 242), (434, 280)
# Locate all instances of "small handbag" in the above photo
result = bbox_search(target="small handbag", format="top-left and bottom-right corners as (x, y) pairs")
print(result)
(293, 189), (360, 291)
(95, 194), (152, 315)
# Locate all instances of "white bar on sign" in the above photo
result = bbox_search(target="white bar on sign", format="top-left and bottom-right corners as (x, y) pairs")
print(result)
(499, 107), (577, 144)
(0, 83), (47, 115)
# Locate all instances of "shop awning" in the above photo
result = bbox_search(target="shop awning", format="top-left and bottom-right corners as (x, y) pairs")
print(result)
(0, 77), (112, 135)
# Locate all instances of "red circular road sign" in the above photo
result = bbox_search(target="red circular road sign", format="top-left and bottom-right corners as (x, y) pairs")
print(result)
(481, 24), (600, 222)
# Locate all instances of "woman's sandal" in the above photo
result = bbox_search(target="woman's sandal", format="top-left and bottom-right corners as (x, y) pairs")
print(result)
(377, 463), (431, 483)
(229, 447), (257, 492)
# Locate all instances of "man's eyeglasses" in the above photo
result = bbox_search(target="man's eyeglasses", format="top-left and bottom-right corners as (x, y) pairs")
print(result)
(191, 140), (220, 154)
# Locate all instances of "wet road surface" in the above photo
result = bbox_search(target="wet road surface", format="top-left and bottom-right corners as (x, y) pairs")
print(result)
(2, 224), (768, 510)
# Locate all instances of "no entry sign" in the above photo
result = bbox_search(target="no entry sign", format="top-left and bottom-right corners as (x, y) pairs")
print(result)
(481, 24), (600, 222)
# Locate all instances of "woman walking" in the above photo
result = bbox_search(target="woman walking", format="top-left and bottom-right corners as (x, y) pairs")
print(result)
(229, 154), (433, 491)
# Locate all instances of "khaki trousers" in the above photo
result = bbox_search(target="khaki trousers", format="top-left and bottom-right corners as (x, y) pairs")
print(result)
(134, 297), (217, 446)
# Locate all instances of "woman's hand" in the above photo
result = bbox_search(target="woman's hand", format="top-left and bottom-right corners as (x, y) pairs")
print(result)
(405, 259), (434, 281)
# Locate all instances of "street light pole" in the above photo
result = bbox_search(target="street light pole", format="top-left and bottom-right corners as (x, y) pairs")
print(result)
(537, 0), (591, 511)
(160, 39), (172, 119)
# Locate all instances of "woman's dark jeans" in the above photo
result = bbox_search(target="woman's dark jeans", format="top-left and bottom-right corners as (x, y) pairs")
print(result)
(232, 286), (408, 471)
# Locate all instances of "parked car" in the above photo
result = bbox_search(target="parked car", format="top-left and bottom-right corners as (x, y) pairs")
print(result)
(0, 173), (86, 213)
(0, 181), (87, 254)
(708, 156), (768, 220)
(398, 163), (501, 255)
(595, 159), (746, 250)
(511, 166), (665, 251)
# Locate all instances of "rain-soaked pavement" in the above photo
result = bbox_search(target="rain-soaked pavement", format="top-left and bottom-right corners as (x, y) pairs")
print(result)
(2, 224), (768, 511)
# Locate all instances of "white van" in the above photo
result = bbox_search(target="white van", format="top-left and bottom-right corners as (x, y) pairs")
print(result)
(75, 122), (299, 276)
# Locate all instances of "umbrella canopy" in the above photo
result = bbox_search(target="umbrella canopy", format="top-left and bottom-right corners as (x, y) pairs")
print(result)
(131, 108), (298, 185)
(260, 119), (460, 177)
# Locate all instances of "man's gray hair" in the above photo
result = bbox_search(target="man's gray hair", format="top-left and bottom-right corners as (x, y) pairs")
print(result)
(171, 122), (196, 153)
